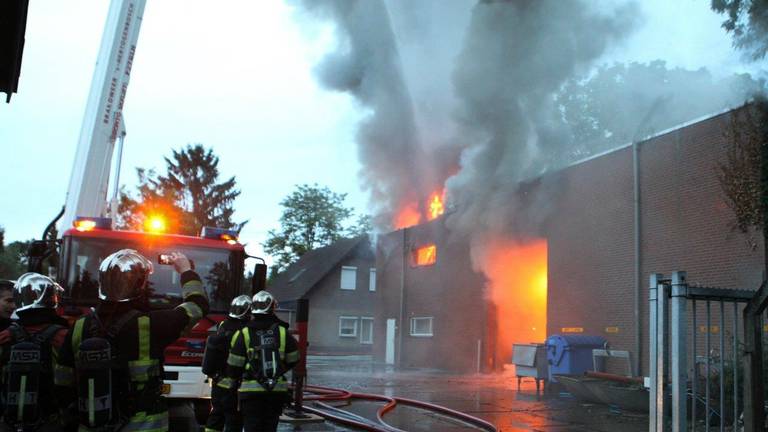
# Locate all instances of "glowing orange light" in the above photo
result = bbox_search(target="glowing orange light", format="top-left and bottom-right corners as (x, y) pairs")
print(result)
(144, 215), (167, 233)
(74, 220), (97, 232)
(412, 244), (437, 266)
(427, 191), (445, 221)
(393, 203), (421, 230)
(221, 234), (238, 245)
(482, 239), (547, 367)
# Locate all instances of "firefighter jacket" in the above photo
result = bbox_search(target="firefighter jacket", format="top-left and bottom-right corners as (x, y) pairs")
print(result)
(209, 316), (248, 380)
(218, 313), (299, 399)
(0, 308), (69, 423)
(55, 270), (209, 431)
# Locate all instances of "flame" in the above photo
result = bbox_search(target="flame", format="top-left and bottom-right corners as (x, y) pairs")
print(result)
(484, 239), (547, 367)
(393, 203), (422, 230)
(413, 244), (437, 266)
(427, 191), (445, 221)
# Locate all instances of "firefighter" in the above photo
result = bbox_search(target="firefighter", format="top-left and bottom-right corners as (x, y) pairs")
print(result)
(0, 273), (68, 431)
(203, 294), (251, 432)
(55, 249), (208, 431)
(0, 280), (17, 331)
(220, 291), (299, 432)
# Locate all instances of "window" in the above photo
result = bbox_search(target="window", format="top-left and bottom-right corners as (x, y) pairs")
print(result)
(369, 268), (376, 292)
(340, 266), (357, 290)
(360, 317), (373, 344)
(411, 244), (437, 267)
(410, 317), (433, 337)
(339, 316), (358, 337)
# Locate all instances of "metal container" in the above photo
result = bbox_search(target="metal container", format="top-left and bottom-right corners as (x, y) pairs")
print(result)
(545, 334), (606, 382)
(511, 343), (547, 391)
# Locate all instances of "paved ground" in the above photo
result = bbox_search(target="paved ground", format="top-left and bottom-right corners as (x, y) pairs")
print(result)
(274, 356), (649, 432)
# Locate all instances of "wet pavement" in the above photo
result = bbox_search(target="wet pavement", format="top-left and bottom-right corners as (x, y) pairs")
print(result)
(276, 356), (648, 432)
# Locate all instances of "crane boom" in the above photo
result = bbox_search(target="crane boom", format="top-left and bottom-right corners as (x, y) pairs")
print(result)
(61, 0), (146, 232)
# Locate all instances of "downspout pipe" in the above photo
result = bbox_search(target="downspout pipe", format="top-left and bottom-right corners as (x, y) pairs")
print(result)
(397, 227), (407, 367)
(633, 140), (642, 377)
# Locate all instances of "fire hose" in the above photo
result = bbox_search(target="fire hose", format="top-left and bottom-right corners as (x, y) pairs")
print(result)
(288, 383), (498, 432)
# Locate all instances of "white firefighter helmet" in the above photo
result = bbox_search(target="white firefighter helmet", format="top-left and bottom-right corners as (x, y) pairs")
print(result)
(251, 290), (276, 314)
(98, 249), (153, 302)
(14, 272), (63, 312)
(229, 294), (252, 319)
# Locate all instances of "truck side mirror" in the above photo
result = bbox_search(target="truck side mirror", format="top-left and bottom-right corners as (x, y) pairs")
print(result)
(251, 263), (267, 295)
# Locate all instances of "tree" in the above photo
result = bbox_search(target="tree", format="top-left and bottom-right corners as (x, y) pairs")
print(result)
(712, 0), (768, 60)
(0, 227), (29, 279)
(119, 144), (243, 236)
(347, 214), (373, 237)
(557, 61), (765, 160)
(264, 184), (355, 274)
(718, 99), (768, 235)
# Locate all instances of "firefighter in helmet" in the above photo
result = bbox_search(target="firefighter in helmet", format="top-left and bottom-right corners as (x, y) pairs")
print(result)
(203, 294), (251, 432)
(219, 291), (299, 432)
(0, 273), (68, 431)
(56, 249), (209, 431)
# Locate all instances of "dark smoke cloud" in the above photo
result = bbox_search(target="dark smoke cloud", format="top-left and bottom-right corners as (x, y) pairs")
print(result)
(445, 0), (640, 242)
(290, 0), (441, 226)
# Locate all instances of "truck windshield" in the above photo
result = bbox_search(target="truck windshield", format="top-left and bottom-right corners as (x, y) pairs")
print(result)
(64, 237), (238, 312)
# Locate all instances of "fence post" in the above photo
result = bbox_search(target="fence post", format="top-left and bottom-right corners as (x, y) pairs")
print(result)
(649, 273), (664, 432)
(670, 271), (687, 432)
(743, 298), (765, 431)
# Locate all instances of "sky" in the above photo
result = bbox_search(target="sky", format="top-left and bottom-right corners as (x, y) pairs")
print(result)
(0, 0), (764, 266)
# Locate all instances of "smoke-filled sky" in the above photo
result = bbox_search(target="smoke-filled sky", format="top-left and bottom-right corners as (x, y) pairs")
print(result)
(0, 0), (765, 267)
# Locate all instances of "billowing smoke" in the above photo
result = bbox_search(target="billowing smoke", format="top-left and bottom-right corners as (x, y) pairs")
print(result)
(290, 0), (451, 226)
(445, 0), (640, 242)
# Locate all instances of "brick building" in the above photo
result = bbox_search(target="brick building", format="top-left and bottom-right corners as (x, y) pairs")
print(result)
(374, 107), (764, 374)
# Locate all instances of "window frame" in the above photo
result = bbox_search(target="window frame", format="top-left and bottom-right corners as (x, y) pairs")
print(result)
(410, 316), (434, 337)
(338, 316), (358, 337)
(360, 317), (374, 344)
(410, 244), (437, 267)
(369, 268), (377, 292)
(340, 266), (357, 290)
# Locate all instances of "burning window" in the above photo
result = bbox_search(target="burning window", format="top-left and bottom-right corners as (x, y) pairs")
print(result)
(412, 244), (437, 266)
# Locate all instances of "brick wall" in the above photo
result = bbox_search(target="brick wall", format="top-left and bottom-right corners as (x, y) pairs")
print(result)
(305, 244), (377, 354)
(376, 108), (764, 375)
(546, 109), (764, 375)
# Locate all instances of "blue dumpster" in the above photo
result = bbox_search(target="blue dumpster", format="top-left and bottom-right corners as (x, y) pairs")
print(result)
(546, 334), (606, 382)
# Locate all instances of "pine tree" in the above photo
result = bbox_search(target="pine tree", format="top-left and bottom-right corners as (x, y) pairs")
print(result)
(119, 144), (243, 236)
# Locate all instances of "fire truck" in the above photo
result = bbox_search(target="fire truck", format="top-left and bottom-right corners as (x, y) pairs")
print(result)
(25, 0), (266, 422)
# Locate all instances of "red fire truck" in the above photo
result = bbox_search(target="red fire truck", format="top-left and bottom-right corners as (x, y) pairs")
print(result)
(25, 0), (266, 423)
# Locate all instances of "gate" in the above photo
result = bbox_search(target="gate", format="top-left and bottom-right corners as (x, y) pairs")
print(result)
(649, 271), (755, 431)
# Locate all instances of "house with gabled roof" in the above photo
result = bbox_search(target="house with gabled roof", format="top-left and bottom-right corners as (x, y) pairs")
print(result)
(269, 235), (377, 354)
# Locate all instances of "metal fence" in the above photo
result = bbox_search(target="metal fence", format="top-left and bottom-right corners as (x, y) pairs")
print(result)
(649, 271), (755, 432)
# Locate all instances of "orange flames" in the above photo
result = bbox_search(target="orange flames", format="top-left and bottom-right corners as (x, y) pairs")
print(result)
(393, 203), (422, 230)
(393, 189), (445, 229)
(483, 239), (548, 367)
(412, 244), (437, 266)
(427, 191), (445, 221)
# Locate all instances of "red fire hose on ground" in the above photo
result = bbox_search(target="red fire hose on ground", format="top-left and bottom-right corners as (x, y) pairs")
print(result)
(292, 383), (498, 432)
(287, 300), (497, 432)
